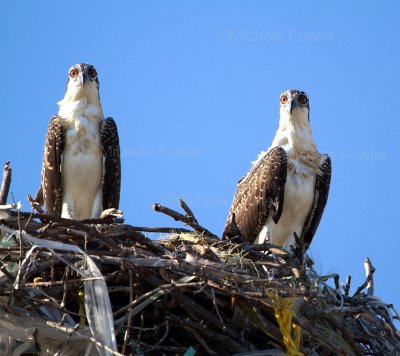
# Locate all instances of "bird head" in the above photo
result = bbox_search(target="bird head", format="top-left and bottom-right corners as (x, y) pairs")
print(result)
(64, 63), (100, 101)
(279, 89), (310, 123)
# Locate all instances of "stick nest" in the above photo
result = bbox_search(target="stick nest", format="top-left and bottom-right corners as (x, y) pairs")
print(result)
(0, 205), (399, 356)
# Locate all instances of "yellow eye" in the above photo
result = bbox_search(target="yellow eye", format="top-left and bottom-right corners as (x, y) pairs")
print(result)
(69, 69), (78, 78)
(280, 95), (288, 104)
(298, 94), (308, 105)
(88, 69), (97, 78)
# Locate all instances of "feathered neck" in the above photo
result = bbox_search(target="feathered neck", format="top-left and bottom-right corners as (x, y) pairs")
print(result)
(57, 85), (103, 120)
(271, 107), (317, 154)
(253, 108), (318, 165)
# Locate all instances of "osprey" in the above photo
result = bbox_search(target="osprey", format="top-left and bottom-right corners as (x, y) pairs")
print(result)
(223, 90), (331, 252)
(40, 63), (121, 220)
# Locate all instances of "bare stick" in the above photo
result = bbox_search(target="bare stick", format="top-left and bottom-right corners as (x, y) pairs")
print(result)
(121, 269), (134, 354)
(9, 211), (120, 250)
(179, 198), (198, 224)
(344, 275), (352, 296)
(155, 320), (169, 346)
(27, 192), (44, 214)
(365, 257), (375, 296)
(121, 226), (192, 234)
(210, 287), (225, 327)
(153, 202), (218, 239)
(11, 210), (191, 236)
(0, 161), (12, 205)
(80, 216), (123, 224)
(11, 192), (24, 267)
(354, 257), (376, 297)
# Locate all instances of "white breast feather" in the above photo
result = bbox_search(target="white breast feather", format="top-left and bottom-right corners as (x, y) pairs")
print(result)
(254, 109), (320, 251)
(57, 97), (104, 220)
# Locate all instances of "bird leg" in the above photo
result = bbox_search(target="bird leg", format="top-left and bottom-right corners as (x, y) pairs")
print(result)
(291, 232), (306, 262)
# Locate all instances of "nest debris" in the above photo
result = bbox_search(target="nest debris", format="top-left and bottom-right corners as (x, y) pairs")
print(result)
(0, 164), (399, 355)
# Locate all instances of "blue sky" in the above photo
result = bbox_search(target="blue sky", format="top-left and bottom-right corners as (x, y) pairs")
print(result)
(1, 2), (399, 322)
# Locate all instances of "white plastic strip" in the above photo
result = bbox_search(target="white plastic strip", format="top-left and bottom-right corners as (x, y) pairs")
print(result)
(0, 225), (118, 356)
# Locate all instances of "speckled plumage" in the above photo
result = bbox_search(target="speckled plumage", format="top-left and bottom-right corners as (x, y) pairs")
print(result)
(40, 63), (121, 220)
(223, 90), (331, 252)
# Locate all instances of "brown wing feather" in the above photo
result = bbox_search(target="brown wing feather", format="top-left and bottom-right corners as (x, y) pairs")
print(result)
(301, 154), (331, 248)
(101, 117), (121, 210)
(41, 116), (65, 216)
(223, 146), (287, 243)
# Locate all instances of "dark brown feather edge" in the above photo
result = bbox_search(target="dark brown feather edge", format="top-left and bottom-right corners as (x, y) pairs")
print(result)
(41, 115), (65, 216)
(101, 117), (121, 210)
(223, 146), (287, 243)
(301, 154), (331, 249)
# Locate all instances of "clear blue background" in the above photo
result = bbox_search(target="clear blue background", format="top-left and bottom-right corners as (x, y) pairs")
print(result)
(1, 2), (399, 324)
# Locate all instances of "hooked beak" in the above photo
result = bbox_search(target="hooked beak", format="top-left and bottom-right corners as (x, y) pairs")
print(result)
(290, 98), (300, 114)
(78, 72), (89, 86)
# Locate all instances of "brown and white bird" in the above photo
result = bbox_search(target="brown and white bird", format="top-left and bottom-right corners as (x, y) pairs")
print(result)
(39, 63), (121, 220)
(223, 90), (331, 252)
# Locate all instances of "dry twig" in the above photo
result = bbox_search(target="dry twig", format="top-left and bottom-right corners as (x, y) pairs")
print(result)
(0, 204), (398, 355)
(153, 201), (218, 239)
(0, 161), (12, 205)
